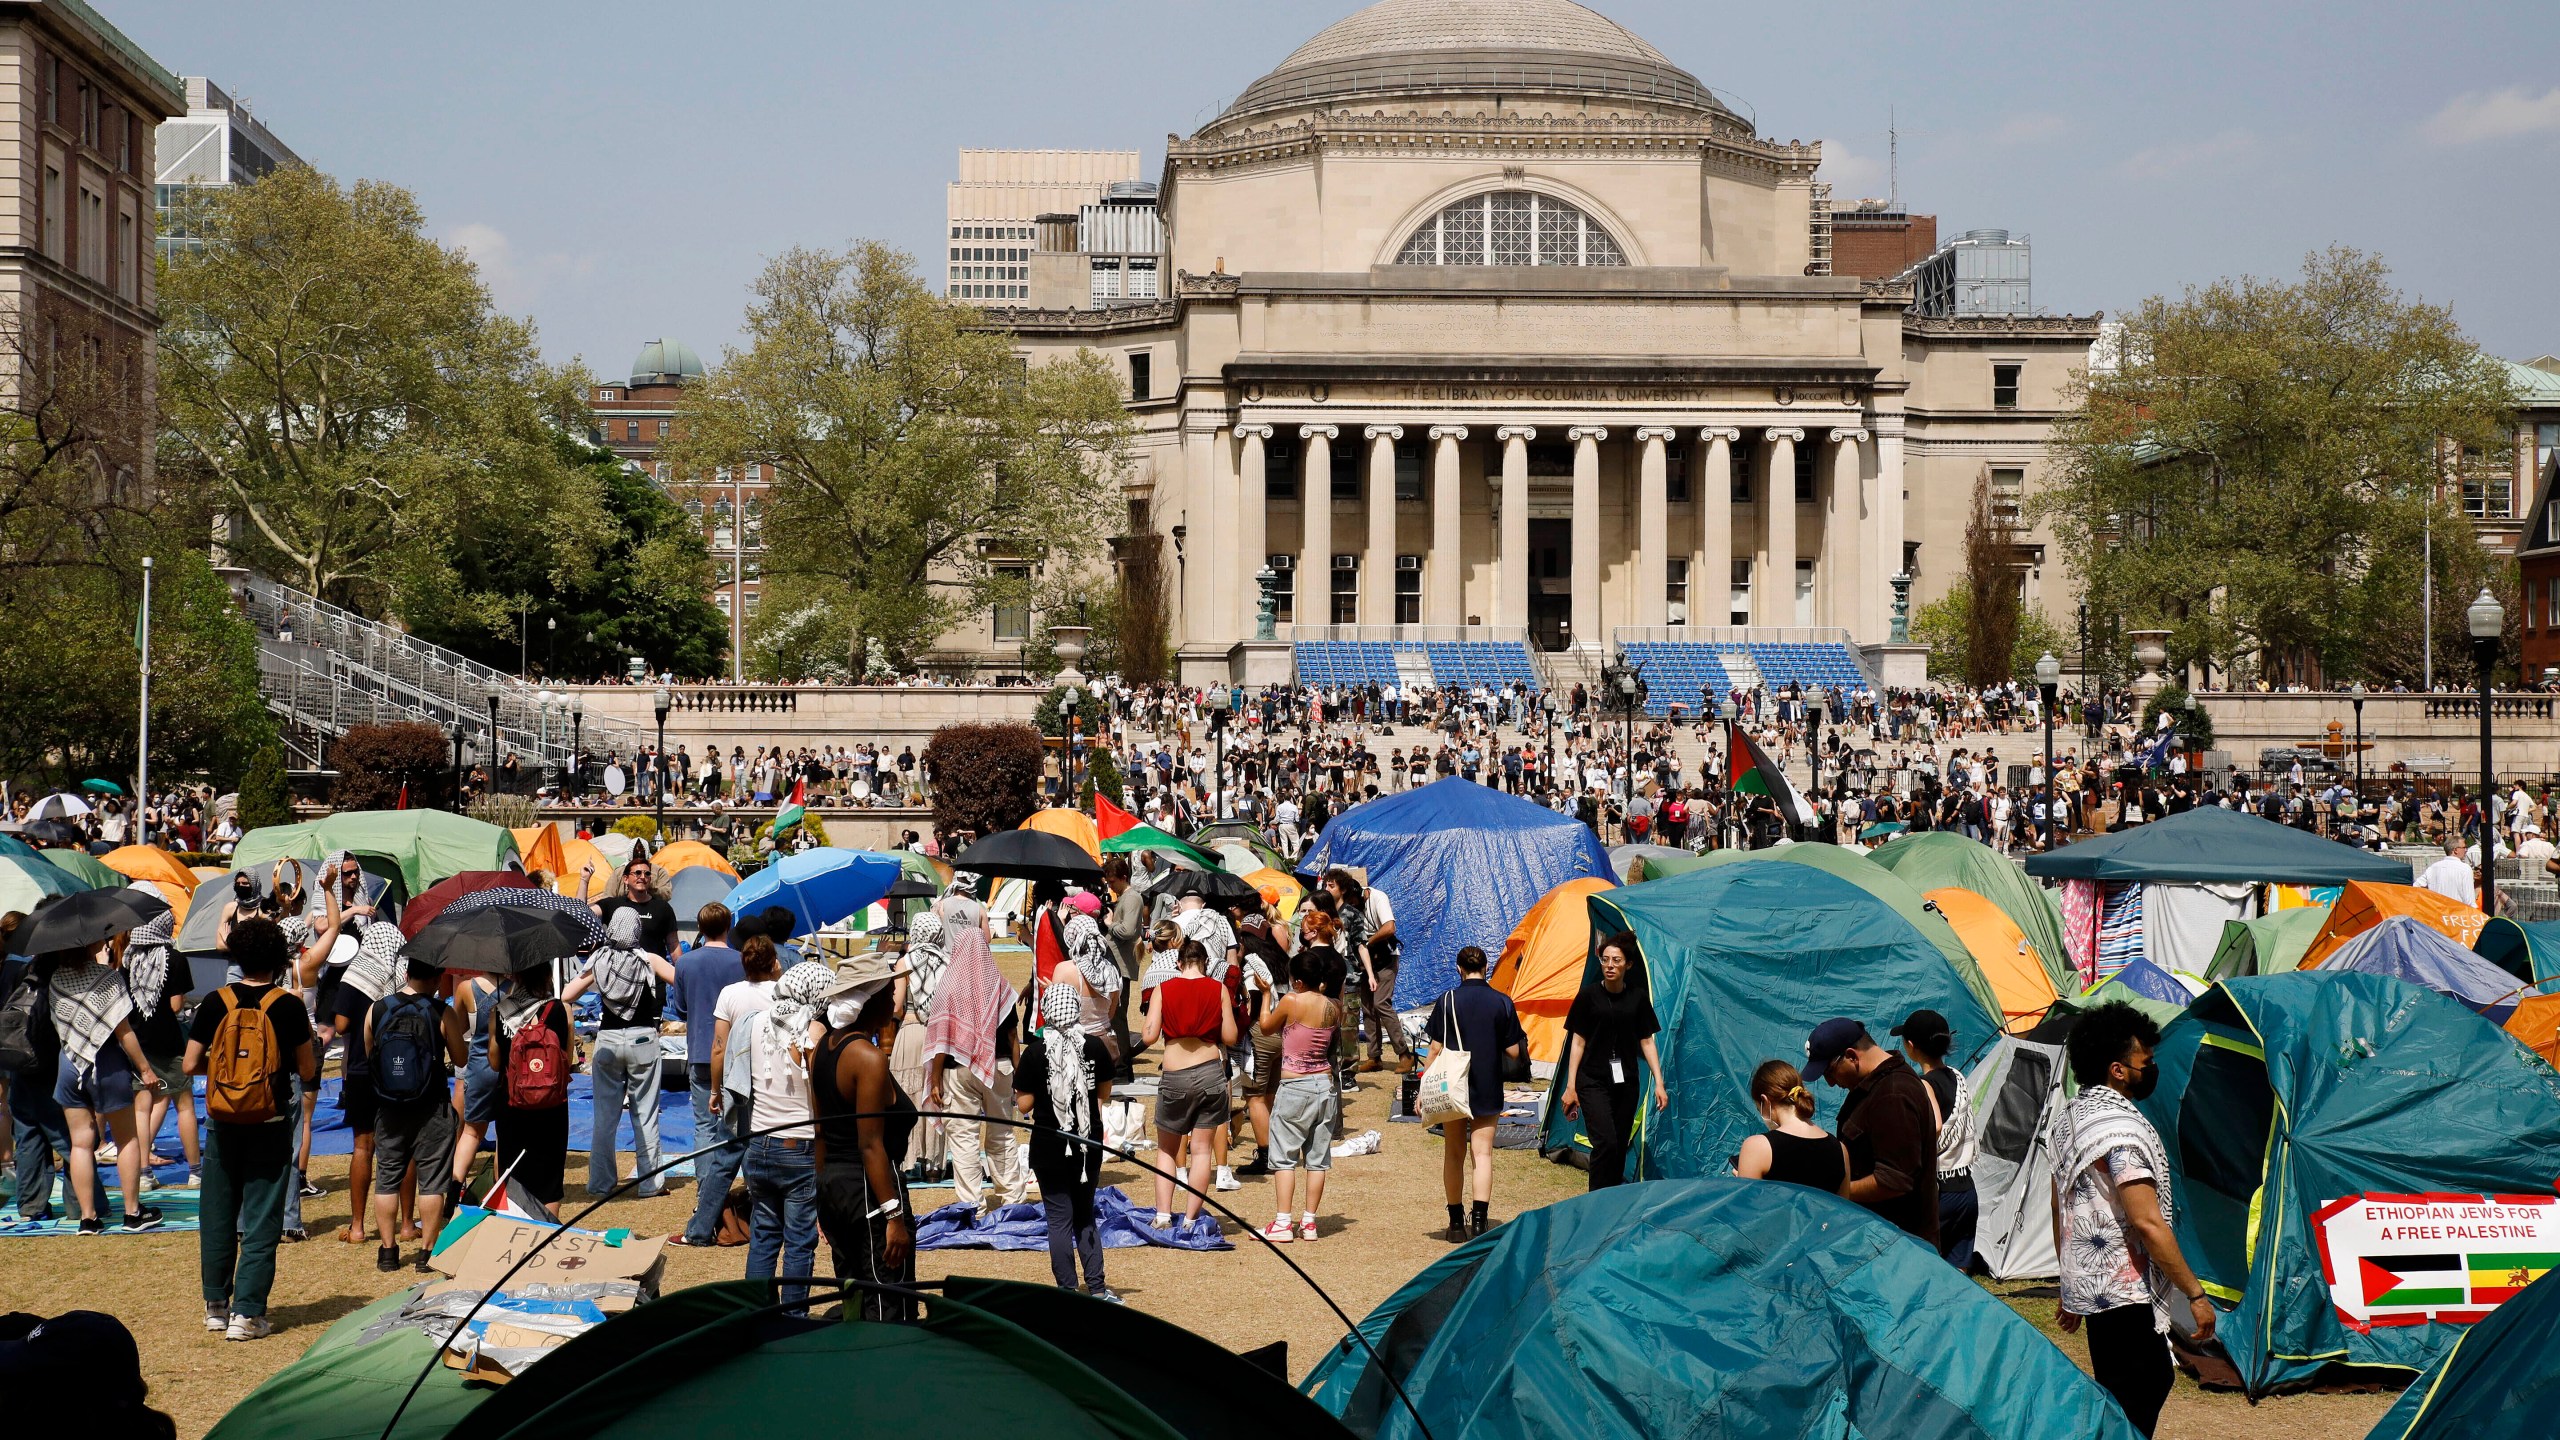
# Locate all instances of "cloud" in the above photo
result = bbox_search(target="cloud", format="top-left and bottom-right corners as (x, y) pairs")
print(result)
(443, 221), (597, 312)
(2119, 128), (2259, 180)
(1817, 139), (1886, 196)
(2422, 86), (2560, 145)
(1990, 112), (2070, 147)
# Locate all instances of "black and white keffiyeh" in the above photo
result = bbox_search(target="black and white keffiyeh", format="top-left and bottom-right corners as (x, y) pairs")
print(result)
(48, 956), (135, 1082)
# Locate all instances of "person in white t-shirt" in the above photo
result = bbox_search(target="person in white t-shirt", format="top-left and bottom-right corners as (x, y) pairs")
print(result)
(2417, 837), (2477, 907)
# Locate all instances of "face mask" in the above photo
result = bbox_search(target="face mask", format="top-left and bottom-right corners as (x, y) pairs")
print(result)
(826, 998), (862, 1030)
(2124, 1060), (2161, 1101)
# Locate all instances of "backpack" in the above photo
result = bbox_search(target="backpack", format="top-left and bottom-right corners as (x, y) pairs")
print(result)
(372, 991), (445, 1105)
(0, 968), (53, 1076)
(504, 1001), (570, 1109)
(207, 986), (289, 1124)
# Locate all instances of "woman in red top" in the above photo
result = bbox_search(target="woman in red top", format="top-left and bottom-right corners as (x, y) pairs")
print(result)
(1141, 939), (1237, 1228)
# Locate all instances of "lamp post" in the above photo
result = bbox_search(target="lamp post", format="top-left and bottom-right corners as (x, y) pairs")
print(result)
(546, 616), (556, 674)
(568, 694), (585, 802)
(2037, 653), (2061, 852)
(652, 685), (672, 834)
(485, 687), (502, 793)
(1060, 686), (1081, 803)
(1599, 659), (1644, 809)
(450, 721), (467, 812)
(2470, 589), (2504, 918)
(1716, 699), (1737, 849)
(2348, 681), (2367, 800)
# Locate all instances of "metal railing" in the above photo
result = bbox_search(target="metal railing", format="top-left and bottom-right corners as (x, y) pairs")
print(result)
(1281, 624), (1535, 646)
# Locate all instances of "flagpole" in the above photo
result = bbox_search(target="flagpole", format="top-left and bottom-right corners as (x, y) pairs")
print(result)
(137, 556), (152, 847)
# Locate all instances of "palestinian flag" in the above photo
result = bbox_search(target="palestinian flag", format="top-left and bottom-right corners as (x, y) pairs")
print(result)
(1727, 720), (1814, 825)
(2468, 1251), (2560, 1304)
(2358, 1254), (2468, 1309)
(1095, 791), (1140, 841)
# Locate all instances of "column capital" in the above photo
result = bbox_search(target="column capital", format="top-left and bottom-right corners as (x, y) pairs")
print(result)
(1234, 423), (1275, 441)
(1632, 426), (1679, 444)
(1697, 426), (1742, 444)
(1494, 424), (1538, 442)
(1301, 423), (1340, 440)
(1568, 425), (1610, 443)
(1763, 426), (1805, 443)
(1362, 424), (1405, 442)
(1427, 424), (1470, 441)
(1831, 427), (1871, 446)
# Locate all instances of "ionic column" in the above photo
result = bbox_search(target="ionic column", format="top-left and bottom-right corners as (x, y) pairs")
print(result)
(1632, 427), (1676, 626)
(1568, 426), (1608, 649)
(1236, 424), (1273, 637)
(1428, 426), (1468, 625)
(1698, 428), (1739, 630)
(1495, 425), (1535, 630)
(1829, 428), (1870, 633)
(1761, 427), (1803, 627)
(1299, 424), (1338, 627)
(1362, 425), (1403, 626)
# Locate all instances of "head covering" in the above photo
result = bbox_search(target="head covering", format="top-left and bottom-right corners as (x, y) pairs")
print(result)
(922, 925), (1014, 1088)
(1063, 910), (1119, 999)
(606, 908), (643, 948)
(1064, 889), (1103, 918)
(764, 960), (835, 1065)
(1040, 978), (1100, 1184)
(903, 909), (949, 1020)
(589, 911), (659, 1021)
(1804, 1018), (1868, 1079)
(121, 907), (177, 1015)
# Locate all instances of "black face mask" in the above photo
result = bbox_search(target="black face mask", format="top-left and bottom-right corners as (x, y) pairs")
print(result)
(2124, 1060), (2161, 1101)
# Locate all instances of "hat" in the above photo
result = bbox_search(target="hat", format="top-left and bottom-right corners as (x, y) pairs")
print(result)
(0, 1310), (144, 1409)
(822, 952), (899, 1002)
(1804, 1018), (1868, 1076)
(1891, 1008), (1952, 1047)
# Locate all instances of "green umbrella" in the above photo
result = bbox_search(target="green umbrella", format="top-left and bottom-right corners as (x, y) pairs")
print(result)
(1857, 820), (1907, 841)
(80, 778), (125, 795)
(40, 848), (124, 890)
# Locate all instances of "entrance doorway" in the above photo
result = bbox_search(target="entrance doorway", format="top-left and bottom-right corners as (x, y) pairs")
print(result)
(1528, 518), (1571, 650)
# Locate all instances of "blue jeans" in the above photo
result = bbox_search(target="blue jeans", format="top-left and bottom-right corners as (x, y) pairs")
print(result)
(742, 1134), (817, 1304)
(683, 1063), (745, 1244)
(588, 1029), (664, 1199)
(9, 1076), (70, 1218)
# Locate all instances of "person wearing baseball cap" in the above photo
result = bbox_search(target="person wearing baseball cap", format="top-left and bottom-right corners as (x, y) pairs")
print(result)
(1892, 1009), (1979, 1269)
(1803, 1015), (1940, 1246)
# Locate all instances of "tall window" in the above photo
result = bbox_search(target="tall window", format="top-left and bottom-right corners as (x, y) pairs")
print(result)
(1091, 258), (1122, 301)
(992, 564), (1031, 642)
(1269, 555), (1296, 624)
(1667, 558), (1690, 625)
(1394, 557), (1421, 624)
(1990, 467), (2025, 525)
(1993, 363), (2022, 409)
(1729, 559), (1752, 626)
(1264, 433), (1299, 500)
(1128, 257), (1159, 299)
(1331, 559), (1359, 625)
(1665, 440), (1690, 503)
(1129, 351), (1151, 401)
(1393, 192), (1627, 267)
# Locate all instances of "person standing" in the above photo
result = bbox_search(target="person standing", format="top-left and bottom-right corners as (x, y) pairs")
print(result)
(586, 908), (677, 1201)
(2053, 1002), (2216, 1438)
(886, 910), (950, 1182)
(689, 935), (783, 1246)
(185, 919), (318, 1341)
(1423, 946), (1525, 1241)
(1256, 948), (1341, 1243)
(1895, 1008), (1979, 1270)
(1559, 932), (1667, 1190)
(1327, 869), (1415, 1078)
(48, 937), (168, 1233)
(1734, 1061), (1849, 1191)
(364, 953), (468, 1273)
(1015, 980), (1119, 1299)
(123, 910), (198, 1188)
(2418, 835), (2477, 906)
(743, 961), (831, 1304)
(923, 925), (1023, 1214)
(668, 903), (747, 1243)
(490, 968), (574, 1208)
(1, 924), (72, 1227)
(597, 859), (678, 961)
(1804, 1017), (1940, 1246)
(811, 957), (919, 1319)
(1141, 939), (1237, 1230)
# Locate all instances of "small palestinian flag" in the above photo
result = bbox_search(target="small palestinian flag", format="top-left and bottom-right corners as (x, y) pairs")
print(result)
(2358, 1254), (2467, 1309)
(1727, 720), (1814, 825)
(1095, 791), (1140, 840)
(2468, 1252), (2560, 1304)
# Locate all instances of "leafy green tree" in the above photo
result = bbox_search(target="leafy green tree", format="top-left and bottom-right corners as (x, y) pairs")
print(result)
(1078, 745), (1125, 808)
(157, 166), (607, 622)
(668, 242), (1133, 672)
(1910, 582), (2067, 686)
(233, 743), (295, 830)
(2041, 248), (2516, 688)
(2140, 683), (2217, 751)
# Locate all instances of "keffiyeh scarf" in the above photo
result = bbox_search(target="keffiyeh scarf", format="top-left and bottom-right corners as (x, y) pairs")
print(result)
(765, 961), (835, 1067)
(1063, 912), (1119, 1000)
(123, 910), (177, 1017)
(589, 909), (658, 1022)
(923, 926), (1014, 1088)
(903, 911), (949, 1021)
(1041, 980), (1099, 1184)
(2058, 1083), (2177, 1332)
(49, 955), (135, 1083)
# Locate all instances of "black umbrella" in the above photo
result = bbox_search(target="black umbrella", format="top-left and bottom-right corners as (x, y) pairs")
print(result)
(21, 818), (83, 847)
(1153, 868), (1262, 907)
(407, 905), (592, 974)
(442, 885), (608, 949)
(883, 876), (939, 901)
(953, 829), (1103, 883)
(9, 887), (169, 955)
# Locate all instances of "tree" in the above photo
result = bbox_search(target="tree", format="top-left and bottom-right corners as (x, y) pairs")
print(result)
(1078, 745), (1126, 808)
(1910, 581), (2067, 687)
(1960, 470), (2024, 691)
(2042, 248), (2516, 688)
(2140, 682), (2218, 751)
(327, 722), (453, 811)
(921, 722), (1045, 839)
(668, 242), (1134, 671)
(157, 167), (608, 624)
(233, 744), (295, 831)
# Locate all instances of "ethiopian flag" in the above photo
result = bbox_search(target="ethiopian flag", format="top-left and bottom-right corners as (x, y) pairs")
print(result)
(2468, 1252), (2560, 1304)
(1726, 720), (1815, 825)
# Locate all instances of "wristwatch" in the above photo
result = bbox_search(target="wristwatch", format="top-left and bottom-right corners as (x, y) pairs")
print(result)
(868, 1197), (904, 1220)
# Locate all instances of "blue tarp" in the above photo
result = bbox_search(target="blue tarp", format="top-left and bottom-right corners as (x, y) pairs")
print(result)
(915, 1186), (1231, 1252)
(2326, 914), (2527, 1024)
(1299, 778), (1612, 1008)
(2107, 958), (2199, 1009)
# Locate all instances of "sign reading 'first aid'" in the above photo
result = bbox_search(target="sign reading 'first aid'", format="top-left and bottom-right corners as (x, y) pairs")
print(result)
(2316, 1193), (2560, 1329)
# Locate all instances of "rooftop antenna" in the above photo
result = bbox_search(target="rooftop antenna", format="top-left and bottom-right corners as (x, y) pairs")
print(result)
(1888, 105), (1898, 208)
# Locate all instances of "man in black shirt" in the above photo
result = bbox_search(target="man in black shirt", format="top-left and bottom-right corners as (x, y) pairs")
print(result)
(597, 858), (678, 959)
(1806, 1017), (1940, 1245)
(184, 918), (319, 1342)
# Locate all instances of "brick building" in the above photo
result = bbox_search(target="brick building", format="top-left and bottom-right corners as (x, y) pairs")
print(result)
(1827, 199), (1936, 281)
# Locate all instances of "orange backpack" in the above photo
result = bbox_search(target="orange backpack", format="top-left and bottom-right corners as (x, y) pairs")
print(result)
(206, 986), (288, 1124)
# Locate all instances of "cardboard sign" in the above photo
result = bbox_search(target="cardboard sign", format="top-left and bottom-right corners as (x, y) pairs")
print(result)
(2315, 1193), (2560, 1329)
(442, 1217), (666, 1293)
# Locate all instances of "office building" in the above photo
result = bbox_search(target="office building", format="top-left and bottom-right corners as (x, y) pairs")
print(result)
(153, 74), (302, 256)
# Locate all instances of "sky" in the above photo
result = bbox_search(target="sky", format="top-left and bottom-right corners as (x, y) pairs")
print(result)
(112, 0), (2560, 377)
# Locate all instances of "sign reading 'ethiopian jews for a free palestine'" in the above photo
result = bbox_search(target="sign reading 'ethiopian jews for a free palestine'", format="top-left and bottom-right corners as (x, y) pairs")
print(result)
(2316, 1193), (2560, 1330)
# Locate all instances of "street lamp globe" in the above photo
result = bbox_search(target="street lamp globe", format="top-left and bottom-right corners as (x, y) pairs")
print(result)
(2468, 588), (2505, 641)
(2035, 652), (2061, 689)
(652, 685), (673, 724)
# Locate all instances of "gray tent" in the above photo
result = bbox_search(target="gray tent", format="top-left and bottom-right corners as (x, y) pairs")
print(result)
(1967, 1027), (2070, 1280)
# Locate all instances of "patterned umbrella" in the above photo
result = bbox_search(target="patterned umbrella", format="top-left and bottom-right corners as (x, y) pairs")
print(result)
(402, 869), (539, 939)
(407, 905), (591, 975)
(443, 884), (607, 949)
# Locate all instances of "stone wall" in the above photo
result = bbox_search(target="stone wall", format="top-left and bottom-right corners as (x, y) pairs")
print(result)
(2178, 692), (2559, 784)
(563, 685), (1044, 752)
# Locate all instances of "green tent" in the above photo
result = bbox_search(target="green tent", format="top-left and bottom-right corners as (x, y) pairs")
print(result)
(1190, 820), (1289, 873)
(0, 851), (92, 914)
(2474, 917), (2560, 985)
(2025, 805), (2408, 884)
(1101, 823), (1219, 869)
(1550, 861), (1999, 1181)
(2366, 1269), (2560, 1440)
(203, 1285), (492, 1440)
(2205, 904), (2333, 981)
(1869, 831), (2075, 993)
(2143, 972), (2560, 1397)
(1671, 844), (2005, 1027)
(233, 811), (520, 898)
(1302, 1179), (2140, 1440)
(39, 847), (123, 890)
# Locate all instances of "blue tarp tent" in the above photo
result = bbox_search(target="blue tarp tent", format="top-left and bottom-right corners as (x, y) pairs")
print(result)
(1301, 1179), (2141, 1440)
(1544, 861), (1998, 1180)
(1298, 778), (1611, 1008)
(2324, 914), (2526, 1024)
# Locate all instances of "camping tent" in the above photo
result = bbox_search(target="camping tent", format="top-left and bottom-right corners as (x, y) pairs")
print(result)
(2475, 917), (2560, 985)
(1488, 876), (1617, 1064)
(99, 844), (200, 894)
(651, 840), (739, 880)
(234, 811), (519, 898)
(0, 851), (89, 914)
(1551, 862), (1998, 1181)
(2024, 805), (2409, 885)
(1871, 831), (2075, 994)
(1680, 845), (2006, 1027)
(2142, 971), (2560, 1397)
(40, 847), (122, 889)
(2298, 881), (2488, 970)
(1299, 778), (1612, 1008)
(2046, 974), (2189, 1031)
(553, 837), (615, 901)
(2206, 905), (2332, 981)
(1966, 1026), (2071, 1280)
(202, 1285), (492, 1440)
(2366, 1268), (2560, 1440)
(511, 825), (568, 879)
(1926, 886), (2059, 1032)
(1190, 820), (1289, 873)
(1024, 807), (1102, 861)
(1300, 1179), (2139, 1440)
(2319, 915), (2525, 1024)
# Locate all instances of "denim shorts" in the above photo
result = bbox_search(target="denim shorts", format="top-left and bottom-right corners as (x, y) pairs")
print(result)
(1267, 1073), (1338, 1172)
(53, 1047), (136, 1114)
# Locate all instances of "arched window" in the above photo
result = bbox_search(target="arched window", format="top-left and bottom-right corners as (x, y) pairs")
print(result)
(1394, 192), (1627, 267)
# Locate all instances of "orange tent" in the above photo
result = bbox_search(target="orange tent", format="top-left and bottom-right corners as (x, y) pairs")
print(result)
(1243, 867), (1304, 918)
(553, 836), (615, 901)
(1926, 886), (2060, 1034)
(2505, 993), (2560, 1067)
(511, 825), (568, 881)
(127, 878), (193, 927)
(1024, 807), (1102, 862)
(653, 839), (739, 880)
(101, 844), (201, 895)
(1491, 876), (1617, 1064)
(2299, 881), (2488, 970)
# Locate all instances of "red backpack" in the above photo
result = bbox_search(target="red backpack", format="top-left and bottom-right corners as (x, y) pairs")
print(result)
(504, 1001), (569, 1109)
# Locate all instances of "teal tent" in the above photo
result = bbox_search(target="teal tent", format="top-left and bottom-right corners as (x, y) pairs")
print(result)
(1301, 1179), (2141, 1440)
(2474, 917), (2560, 985)
(2025, 805), (2407, 884)
(1548, 862), (1998, 1181)
(2207, 905), (2333, 981)
(233, 811), (520, 898)
(1870, 830), (2076, 994)
(2141, 972), (2560, 1397)
(2367, 1271), (2560, 1440)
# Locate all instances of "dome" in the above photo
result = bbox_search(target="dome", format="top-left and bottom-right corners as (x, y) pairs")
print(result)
(1219, 0), (1725, 124)
(629, 337), (705, 386)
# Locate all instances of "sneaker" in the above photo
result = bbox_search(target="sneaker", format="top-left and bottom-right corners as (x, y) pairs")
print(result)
(412, 1250), (436, 1274)
(1235, 1159), (1271, 1178)
(77, 1218), (105, 1236)
(1261, 1218), (1295, 1244)
(279, 1228), (308, 1244)
(225, 1314), (273, 1342)
(376, 1244), (401, 1273)
(122, 1207), (165, 1232)
(204, 1305), (230, 1333)
(1299, 1215), (1320, 1242)
(1150, 1211), (1173, 1230)
(186, 1172), (203, 1188)
(1214, 1167), (1242, 1192)
(298, 1179), (322, 1199)
(1085, 1286), (1125, 1305)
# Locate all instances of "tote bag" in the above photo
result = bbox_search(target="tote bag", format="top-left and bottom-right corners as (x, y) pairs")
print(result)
(1415, 995), (1472, 1121)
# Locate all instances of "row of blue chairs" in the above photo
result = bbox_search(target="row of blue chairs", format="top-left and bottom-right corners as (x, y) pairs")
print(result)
(1290, 640), (1540, 691)
(1617, 641), (1870, 716)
